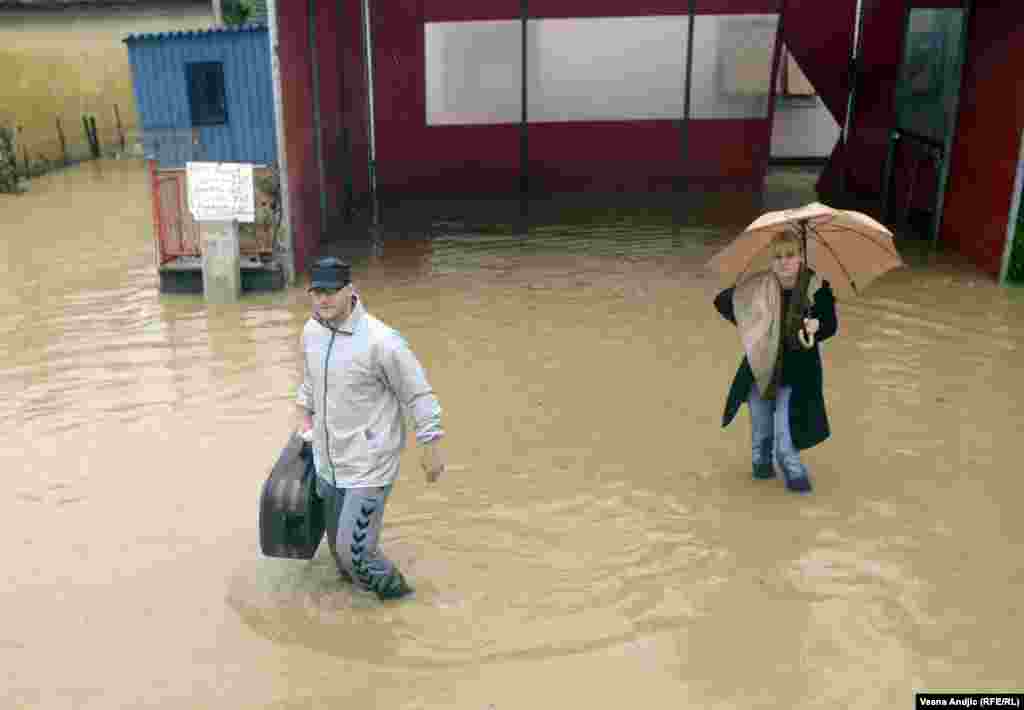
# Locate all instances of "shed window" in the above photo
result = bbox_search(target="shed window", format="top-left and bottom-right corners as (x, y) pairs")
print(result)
(186, 62), (228, 126)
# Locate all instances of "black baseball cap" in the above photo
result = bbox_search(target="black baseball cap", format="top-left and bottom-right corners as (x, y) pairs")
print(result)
(309, 257), (351, 289)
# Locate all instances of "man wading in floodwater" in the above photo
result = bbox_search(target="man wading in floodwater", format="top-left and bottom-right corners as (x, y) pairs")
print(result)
(297, 257), (446, 600)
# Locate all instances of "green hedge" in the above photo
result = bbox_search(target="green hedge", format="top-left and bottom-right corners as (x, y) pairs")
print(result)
(0, 125), (19, 193)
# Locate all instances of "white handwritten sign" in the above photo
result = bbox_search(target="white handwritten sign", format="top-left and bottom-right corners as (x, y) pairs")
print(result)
(186, 162), (255, 223)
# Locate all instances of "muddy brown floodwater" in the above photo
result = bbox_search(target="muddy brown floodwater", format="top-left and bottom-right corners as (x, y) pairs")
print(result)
(2, 160), (1023, 709)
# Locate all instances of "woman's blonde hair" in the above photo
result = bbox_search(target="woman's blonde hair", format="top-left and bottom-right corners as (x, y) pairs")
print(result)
(771, 230), (802, 255)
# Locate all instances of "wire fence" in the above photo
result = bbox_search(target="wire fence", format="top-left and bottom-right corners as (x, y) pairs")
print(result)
(0, 105), (145, 191)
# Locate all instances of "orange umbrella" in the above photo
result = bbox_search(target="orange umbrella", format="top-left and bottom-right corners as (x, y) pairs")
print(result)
(706, 202), (905, 298)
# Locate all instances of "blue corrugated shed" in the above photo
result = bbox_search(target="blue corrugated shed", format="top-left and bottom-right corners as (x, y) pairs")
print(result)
(124, 25), (276, 169)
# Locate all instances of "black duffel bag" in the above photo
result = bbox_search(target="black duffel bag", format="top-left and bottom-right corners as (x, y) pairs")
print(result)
(259, 432), (326, 559)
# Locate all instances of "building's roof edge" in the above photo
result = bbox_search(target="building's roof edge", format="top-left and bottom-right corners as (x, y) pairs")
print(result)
(123, 23), (267, 42)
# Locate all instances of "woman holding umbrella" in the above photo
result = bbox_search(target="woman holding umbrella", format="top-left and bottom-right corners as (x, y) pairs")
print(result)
(713, 230), (837, 492)
(708, 202), (904, 494)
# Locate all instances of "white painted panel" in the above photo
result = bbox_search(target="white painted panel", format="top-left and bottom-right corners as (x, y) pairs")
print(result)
(425, 20), (522, 126)
(689, 14), (778, 119)
(526, 15), (689, 122)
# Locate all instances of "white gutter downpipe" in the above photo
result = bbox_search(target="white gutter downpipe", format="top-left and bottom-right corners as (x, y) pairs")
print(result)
(361, 0), (379, 226)
(838, 0), (865, 197)
(267, 0), (296, 285)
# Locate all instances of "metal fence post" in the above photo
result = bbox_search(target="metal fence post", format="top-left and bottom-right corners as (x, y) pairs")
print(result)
(56, 117), (68, 166)
(114, 104), (126, 154)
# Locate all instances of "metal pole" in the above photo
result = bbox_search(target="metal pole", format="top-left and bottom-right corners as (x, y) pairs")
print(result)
(91, 116), (101, 158)
(114, 104), (125, 154)
(763, 0), (786, 189)
(519, 0), (528, 223)
(212, 0), (223, 25)
(999, 128), (1024, 285)
(339, 0), (353, 223)
(266, 0), (296, 284)
(881, 2), (911, 219)
(930, 0), (972, 254)
(361, 0), (379, 226)
(880, 129), (898, 219)
(679, 0), (695, 189)
(837, 0), (866, 198)
(309, 0), (328, 241)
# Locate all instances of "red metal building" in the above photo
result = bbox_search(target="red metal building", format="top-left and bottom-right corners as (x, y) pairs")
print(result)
(269, 0), (1022, 283)
(270, 0), (797, 278)
(804, 1), (1024, 281)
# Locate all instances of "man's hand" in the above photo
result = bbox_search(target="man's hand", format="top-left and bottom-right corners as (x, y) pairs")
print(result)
(803, 317), (820, 336)
(421, 439), (445, 483)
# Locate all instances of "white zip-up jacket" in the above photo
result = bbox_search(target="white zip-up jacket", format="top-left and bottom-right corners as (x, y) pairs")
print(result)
(296, 297), (443, 488)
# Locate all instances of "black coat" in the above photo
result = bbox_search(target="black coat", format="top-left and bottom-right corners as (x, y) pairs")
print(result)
(713, 278), (838, 451)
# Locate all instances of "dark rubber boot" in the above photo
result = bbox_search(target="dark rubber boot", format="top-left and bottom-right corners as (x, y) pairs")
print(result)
(375, 570), (414, 601)
(753, 438), (775, 479)
(778, 454), (812, 493)
(785, 475), (813, 493)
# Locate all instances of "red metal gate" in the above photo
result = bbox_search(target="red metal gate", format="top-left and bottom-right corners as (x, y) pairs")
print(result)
(148, 160), (275, 265)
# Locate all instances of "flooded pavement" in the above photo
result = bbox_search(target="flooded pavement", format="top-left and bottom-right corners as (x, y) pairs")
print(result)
(2, 160), (1023, 709)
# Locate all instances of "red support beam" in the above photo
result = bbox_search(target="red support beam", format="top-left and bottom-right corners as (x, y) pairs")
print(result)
(277, 0), (318, 277)
(942, 3), (1024, 277)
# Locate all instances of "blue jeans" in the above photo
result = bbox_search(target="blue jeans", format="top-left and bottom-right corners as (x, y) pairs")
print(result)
(748, 384), (809, 481)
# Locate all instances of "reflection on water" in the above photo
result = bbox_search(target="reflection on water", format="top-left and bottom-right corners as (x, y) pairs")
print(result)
(2, 161), (1024, 708)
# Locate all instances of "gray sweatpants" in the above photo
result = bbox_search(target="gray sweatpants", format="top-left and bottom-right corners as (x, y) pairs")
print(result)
(315, 476), (409, 597)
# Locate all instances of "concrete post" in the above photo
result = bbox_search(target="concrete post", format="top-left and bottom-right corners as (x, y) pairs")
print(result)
(201, 220), (242, 303)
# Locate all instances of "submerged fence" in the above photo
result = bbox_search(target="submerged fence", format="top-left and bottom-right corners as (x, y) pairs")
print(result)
(0, 105), (142, 191)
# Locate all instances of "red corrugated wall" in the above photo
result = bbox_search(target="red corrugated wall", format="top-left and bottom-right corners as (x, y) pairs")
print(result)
(338, 0), (370, 209)
(808, 0), (904, 203)
(369, 0), (782, 198)
(277, 0), (319, 277)
(778, 0), (854, 203)
(942, 3), (1024, 277)
(778, 0), (854, 129)
(806, 0), (970, 220)
(799, 0), (1023, 278)
(280, 0), (798, 259)
(315, 0), (345, 233)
